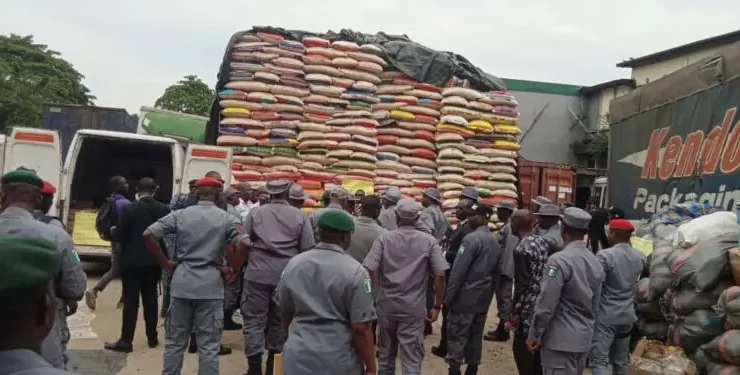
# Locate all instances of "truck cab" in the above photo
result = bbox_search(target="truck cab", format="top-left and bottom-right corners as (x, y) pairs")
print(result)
(591, 176), (608, 209)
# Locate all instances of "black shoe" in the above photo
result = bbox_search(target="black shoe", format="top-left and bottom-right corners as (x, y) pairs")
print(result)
(483, 325), (510, 342)
(464, 365), (479, 375)
(247, 354), (263, 375)
(188, 336), (197, 353)
(224, 317), (242, 331)
(266, 351), (277, 375)
(104, 340), (133, 353)
(431, 345), (447, 358)
(147, 338), (159, 348)
(219, 344), (232, 356)
(448, 366), (462, 375)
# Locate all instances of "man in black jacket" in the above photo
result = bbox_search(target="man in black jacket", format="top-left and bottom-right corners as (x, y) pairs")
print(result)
(104, 178), (170, 352)
(431, 197), (476, 358)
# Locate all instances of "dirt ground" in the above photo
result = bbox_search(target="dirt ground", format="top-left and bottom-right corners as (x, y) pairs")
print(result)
(67, 263), (518, 375)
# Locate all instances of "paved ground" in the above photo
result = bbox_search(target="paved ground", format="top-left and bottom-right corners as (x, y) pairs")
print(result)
(67, 262), (517, 374)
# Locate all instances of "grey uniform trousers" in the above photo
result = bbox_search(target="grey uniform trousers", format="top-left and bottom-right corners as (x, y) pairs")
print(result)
(41, 309), (68, 369)
(223, 270), (242, 313)
(445, 312), (487, 366)
(377, 312), (425, 375)
(495, 275), (513, 321)
(540, 347), (588, 375)
(163, 298), (224, 375)
(241, 280), (286, 357)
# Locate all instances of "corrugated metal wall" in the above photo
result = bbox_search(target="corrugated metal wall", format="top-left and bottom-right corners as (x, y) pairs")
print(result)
(510, 90), (585, 164)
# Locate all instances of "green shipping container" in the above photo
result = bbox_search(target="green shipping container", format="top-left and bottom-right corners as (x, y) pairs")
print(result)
(137, 106), (208, 143)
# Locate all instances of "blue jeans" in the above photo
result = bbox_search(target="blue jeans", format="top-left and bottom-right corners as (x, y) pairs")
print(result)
(588, 322), (632, 375)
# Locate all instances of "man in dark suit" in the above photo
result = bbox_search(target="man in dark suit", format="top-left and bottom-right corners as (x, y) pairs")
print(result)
(104, 177), (170, 352)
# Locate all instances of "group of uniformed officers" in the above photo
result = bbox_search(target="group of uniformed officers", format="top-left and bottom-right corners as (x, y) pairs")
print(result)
(0, 166), (647, 375)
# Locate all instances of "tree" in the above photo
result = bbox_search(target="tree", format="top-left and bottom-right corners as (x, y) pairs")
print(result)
(0, 34), (95, 130)
(154, 75), (214, 116)
(130, 113), (139, 125)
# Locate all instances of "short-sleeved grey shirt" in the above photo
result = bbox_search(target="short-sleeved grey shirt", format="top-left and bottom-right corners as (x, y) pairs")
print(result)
(363, 226), (449, 319)
(278, 242), (376, 375)
(244, 199), (316, 286)
(147, 200), (247, 300)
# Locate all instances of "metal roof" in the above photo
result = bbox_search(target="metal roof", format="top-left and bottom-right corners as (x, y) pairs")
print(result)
(616, 29), (740, 68)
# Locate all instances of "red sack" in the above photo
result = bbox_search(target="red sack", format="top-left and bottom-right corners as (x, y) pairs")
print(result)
(262, 172), (301, 181)
(413, 130), (435, 143)
(300, 170), (336, 182)
(296, 179), (322, 190)
(377, 135), (398, 145)
(233, 171), (262, 181)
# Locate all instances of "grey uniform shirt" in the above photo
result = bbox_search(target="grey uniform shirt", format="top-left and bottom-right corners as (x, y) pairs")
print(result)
(596, 243), (647, 325)
(277, 242), (377, 375)
(245, 199), (315, 286)
(0, 208), (86, 370)
(363, 226), (449, 319)
(536, 223), (564, 254)
(309, 203), (343, 243)
(347, 217), (387, 301)
(446, 226), (503, 313)
(377, 206), (398, 231)
(528, 240), (605, 353)
(147, 201), (248, 300)
(498, 221), (517, 278)
(0, 349), (76, 375)
(418, 204), (450, 242)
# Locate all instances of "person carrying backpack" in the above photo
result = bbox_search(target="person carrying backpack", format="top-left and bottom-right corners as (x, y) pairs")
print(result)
(85, 176), (130, 311)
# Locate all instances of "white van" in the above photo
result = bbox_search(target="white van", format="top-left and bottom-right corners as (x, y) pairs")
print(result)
(2, 127), (233, 261)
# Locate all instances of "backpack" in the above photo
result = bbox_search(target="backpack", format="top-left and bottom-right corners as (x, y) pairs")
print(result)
(95, 197), (118, 241)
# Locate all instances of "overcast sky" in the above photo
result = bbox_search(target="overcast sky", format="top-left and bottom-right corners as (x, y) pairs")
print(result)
(2, 0), (739, 114)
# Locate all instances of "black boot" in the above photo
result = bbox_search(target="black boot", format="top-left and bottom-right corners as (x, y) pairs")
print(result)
(188, 333), (197, 353)
(224, 309), (242, 331)
(483, 321), (509, 342)
(265, 350), (278, 375)
(448, 365), (462, 375)
(246, 354), (262, 375)
(464, 364), (479, 375)
(431, 344), (447, 358)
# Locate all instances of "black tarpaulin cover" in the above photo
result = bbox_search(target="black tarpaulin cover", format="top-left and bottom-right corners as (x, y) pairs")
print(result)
(206, 26), (506, 144)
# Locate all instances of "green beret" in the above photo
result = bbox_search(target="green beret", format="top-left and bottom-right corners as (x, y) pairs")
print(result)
(1, 170), (44, 188)
(318, 209), (355, 233)
(0, 236), (60, 299)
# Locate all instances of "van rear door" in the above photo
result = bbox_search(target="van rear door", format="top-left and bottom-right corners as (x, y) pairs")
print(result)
(3, 128), (62, 215)
(180, 144), (233, 193)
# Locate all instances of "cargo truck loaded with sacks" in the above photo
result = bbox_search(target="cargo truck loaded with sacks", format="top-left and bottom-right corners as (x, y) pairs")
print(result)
(609, 42), (740, 220)
(205, 27), (524, 225)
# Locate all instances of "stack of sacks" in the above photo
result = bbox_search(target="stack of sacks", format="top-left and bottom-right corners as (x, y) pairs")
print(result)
(702, 288), (740, 372)
(301, 36), (383, 186)
(438, 87), (520, 209)
(216, 32), (308, 184)
(664, 230), (739, 356)
(373, 72), (441, 200)
(635, 277), (669, 341)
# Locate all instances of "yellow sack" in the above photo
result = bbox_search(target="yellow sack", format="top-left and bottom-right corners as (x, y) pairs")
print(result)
(390, 109), (416, 121)
(222, 107), (250, 115)
(469, 119), (493, 132)
(493, 124), (521, 135)
(494, 140), (521, 151)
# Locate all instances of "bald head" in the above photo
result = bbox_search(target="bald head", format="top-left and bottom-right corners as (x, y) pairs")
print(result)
(510, 209), (536, 237)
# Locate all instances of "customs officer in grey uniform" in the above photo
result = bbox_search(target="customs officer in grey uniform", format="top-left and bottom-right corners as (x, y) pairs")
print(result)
(588, 219), (645, 375)
(535, 204), (564, 255)
(242, 180), (315, 375)
(143, 176), (250, 375)
(364, 198), (448, 375)
(277, 210), (378, 375)
(445, 204), (502, 375)
(485, 200), (517, 342)
(309, 186), (351, 242)
(418, 187), (450, 336)
(287, 184), (309, 210)
(531, 196), (552, 214)
(527, 207), (605, 375)
(0, 170), (86, 370)
(377, 186), (402, 230)
(0, 236), (78, 375)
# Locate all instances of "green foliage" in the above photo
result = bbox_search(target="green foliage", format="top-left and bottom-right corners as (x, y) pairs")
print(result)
(571, 128), (609, 157)
(154, 75), (214, 116)
(0, 34), (95, 130)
